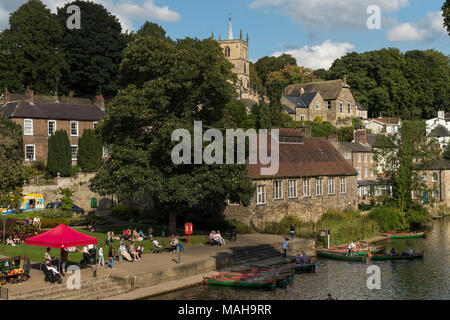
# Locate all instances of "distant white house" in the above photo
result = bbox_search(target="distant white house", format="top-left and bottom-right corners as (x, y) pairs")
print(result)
(364, 118), (401, 135)
(426, 110), (450, 149)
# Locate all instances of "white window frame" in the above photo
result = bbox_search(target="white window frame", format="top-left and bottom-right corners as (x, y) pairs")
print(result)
(340, 177), (347, 194)
(432, 173), (438, 182)
(339, 101), (343, 113)
(315, 178), (323, 196)
(48, 120), (56, 136)
(288, 179), (297, 198)
(25, 144), (35, 161)
(300, 115), (305, 122)
(364, 167), (368, 178)
(71, 145), (78, 160)
(24, 119), (33, 136)
(102, 146), (110, 158)
(70, 121), (79, 136)
(316, 102), (320, 110)
(432, 190), (439, 199)
(328, 177), (335, 195)
(256, 185), (266, 205)
(356, 167), (361, 180)
(302, 178), (311, 197)
(93, 121), (98, 129)
(273, 180), (283, 200)
(358, 153), (361, 163)
(370, 168), (374, 177)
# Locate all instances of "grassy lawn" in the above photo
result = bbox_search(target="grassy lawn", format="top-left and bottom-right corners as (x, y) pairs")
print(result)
(0, 227), (208, 263)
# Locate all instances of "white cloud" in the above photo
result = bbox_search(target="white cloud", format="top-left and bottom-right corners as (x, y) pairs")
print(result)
(0, 5), (9, 30)
(387, 11), (447, 42)
(249, 0), (409, 32)
(272, 40), (355, 70)
(0, 0), (181, 32)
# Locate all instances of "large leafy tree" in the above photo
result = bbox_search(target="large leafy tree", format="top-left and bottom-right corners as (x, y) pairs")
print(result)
(77, 129), (103, 172)
(254, 54), (297, 87)
(0, 0), (68, 94)
(0, 114), (24, 209)
(57, 0), (129, 98)
(266, 65), (322, 87)
(90, 27), (255, 234)
(443, 0), (450, 35)
(47, 130), (72, 177)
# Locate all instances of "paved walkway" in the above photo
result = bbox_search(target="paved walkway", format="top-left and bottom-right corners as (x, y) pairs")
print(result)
(4, 233), (288, 296)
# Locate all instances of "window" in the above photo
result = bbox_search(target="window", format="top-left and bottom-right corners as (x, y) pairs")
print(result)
(432, 190), (439, 199)
(288, 180), (297, 198)
(303, 178), (311, 197)
(364, 168), (368, 178)
(224, 46), (231, 57)
(369, 154), (372, 162)
(71, 145), (78, 160)
(70, 121), (78, 136)
(358, 154), (361, 163)
(93, 122), (98, 129)
(300, 115), (305, 122)
(48, 120), (56, 136)
(328, 178), (335, 195)
(24, 119), (33, 135)
(315, 178), (323, 196)
(339, 101), (343, 113)
(102, 146), (110, 158)
(432, 172), (438, 182)
(422, 174), (427, 181)
(316, 102), (320, 110)
(364, 153), (367, 162)
(256, 186), (266, 205)
(25, 145), (35, 161)
(370, 168), (374, 177)
(244, 63), (247, 74)
(327, 101), (331, 110)
(356, 167), (361, 179)
(340, 177), (347, 194)
(273, 180), (283, 200)
(347, 102), (351, 113)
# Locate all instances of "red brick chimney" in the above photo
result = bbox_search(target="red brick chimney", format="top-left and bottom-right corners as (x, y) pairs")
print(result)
(25, 85), (34, 103)
(354, 129), (367, 145)
(1, 87), (11, 104)
(94, 95), (105, 111)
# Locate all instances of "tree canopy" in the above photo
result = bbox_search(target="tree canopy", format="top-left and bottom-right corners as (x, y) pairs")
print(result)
(47, 130), (72, 177)
(443, 0), (450, 35)
(77, 129), (103, 172)
(254, 54), (297, 87)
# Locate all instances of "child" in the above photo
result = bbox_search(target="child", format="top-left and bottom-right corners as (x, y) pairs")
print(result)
(282, 238), (289, 258)
(98, 246), (105, 267)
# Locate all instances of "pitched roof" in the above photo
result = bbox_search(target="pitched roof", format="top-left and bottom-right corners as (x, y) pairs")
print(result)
(241, 98), (257, 111)
(338, 141), (372, 153)
(282, 104), (296, 114)
(284, 92), (318, 108)
(1, 101), (105, 121)
(356, 102), (366, 111)
(416, 159), (450, 171)
(366, 134), (380, 148)
(367, 118), (400, 125)
(247, 133), (357, 179)
(428, 124), (450, 138)
(284, 79), (349, 100)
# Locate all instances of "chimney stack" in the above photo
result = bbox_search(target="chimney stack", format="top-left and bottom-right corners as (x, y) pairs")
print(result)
(343, 75), (347, 84)
(354, 129), (367, 145)
(25, 85), (34, 103)
(300, 87), (305, 95)
(1, 87), (11, 104)
(94, 95), (105, 111)
(438, 110), (445, 119)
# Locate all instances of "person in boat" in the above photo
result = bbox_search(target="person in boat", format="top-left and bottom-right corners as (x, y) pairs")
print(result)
(390, 247), (398, 256)
(297, 251), (310, 263)
(403, 246), (414, 256)
(347, 241), (357, 255)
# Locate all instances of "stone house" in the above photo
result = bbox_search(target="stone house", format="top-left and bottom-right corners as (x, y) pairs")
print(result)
(0, 87), (106, 164)
(426, 110), (450, 150)
(283, 77), (359, 126)
(364, 117), (401, 135)
(281, 89), (327, 122)
(356, 102), (368, 119)
(224, 128), (358, 229)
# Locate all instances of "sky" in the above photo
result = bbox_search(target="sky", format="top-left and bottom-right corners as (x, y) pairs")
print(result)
(0, 0), (448, 70)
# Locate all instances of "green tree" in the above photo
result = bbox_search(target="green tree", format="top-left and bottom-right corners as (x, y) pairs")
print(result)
(0, 114), (24, 210)
(90, 28), (254, 234)
(59, 188), (74, 212)
(57, 0), (130, 98)
(47, 130), (72, 177)
(0, 0), (68, 93)
(254, 54), (297, 87)
(77, 129), (103, 172)
(266, 80), (284, 127)
(443, 142), (450, 160)
(250, 102), (272, 129)
(443, 0), (450, 35)
(266, 65), (322, 87)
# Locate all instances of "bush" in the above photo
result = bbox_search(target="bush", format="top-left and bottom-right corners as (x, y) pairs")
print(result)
(40, 218), (69, 228)
(47, 130), (72, 177)
(405, 205), (432, 228)
(369, 206), (405, 231)
(77, 129), (103, 172)
(111, 204), (138, 219)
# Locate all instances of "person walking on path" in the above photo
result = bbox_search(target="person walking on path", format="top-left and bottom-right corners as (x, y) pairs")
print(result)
(282, 238), (289, 258)
(290, 224), (295, 240)
(106, 246), (114, 269)
(98, 246), (105, 267)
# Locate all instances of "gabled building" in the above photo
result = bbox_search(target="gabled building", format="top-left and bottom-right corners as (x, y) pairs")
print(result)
(283, 77), (358, 126)
(224, 128), (358, 228)
(281, 90), (327, 122)
(1, 87), (106, 164)
(426, 110), (450, 149)
(364, 117), (401, 135)
(414, 159), (450, 210)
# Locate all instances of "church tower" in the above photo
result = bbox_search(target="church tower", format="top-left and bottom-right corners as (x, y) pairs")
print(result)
(217, 16), (250, 93)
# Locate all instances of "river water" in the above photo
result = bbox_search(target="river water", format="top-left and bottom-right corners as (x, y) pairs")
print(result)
(150, 217), (449, 300)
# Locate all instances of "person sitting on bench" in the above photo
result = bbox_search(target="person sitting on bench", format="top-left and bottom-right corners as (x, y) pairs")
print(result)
(119, 243), (133, 261)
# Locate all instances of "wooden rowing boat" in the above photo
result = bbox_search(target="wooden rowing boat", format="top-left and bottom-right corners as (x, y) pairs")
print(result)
(320, 245), (385, 255)
(203, 276), (276, 289)
(316, 250), (366, 262)
(294, 262), (315, 273)
(382, 232), (426, 239)
(369, 253), (424, 260)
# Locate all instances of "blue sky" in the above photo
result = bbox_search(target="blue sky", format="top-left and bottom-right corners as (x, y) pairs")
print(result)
(1, 0), (448, 69)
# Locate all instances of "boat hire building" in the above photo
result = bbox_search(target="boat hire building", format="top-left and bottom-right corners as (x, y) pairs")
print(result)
(225, 128), (358, 229)
(0, 87), (106, 164)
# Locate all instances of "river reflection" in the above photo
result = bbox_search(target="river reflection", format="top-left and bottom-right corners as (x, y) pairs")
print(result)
(149, 217), (449, 300)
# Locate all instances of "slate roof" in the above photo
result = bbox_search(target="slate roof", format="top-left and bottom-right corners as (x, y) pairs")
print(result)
(1, 101), (105, 121)
(337, 141), (372, 153)
(284, 79), (349, 100)
(241, 98), (257, 111)
(416, 159), (450, 171)
(366, 134), (380, 148)
(284, 92), (318, 108)
(356, 102), (366, 111)
(428, 124), (450, 138)
(282, 104), (296, 114)
(247, 131), (357, 179)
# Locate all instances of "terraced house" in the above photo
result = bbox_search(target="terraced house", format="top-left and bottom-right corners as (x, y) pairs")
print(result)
(225, 129), (358, 229)
(0, 87), (106, 164)
(282, 77), (360, 126)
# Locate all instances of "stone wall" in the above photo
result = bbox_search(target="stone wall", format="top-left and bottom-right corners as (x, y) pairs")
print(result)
(22, 173), (112, 211)
(225, 175), (358, 229)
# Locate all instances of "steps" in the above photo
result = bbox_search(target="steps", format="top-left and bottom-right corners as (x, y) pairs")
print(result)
(8, 275), (130, 300)
(229, 244), (284, 266)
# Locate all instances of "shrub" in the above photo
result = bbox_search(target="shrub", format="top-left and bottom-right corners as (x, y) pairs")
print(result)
(40, 218), (69, 228)
(60, 188), (74, 212)
(77, 129), (103, 172)
(47, 130), (72, 177)
(369, 206), (405, 231)
(226, 219), (252, 234)
(111, 204), (137, 218)
(405, 205), (432, 228)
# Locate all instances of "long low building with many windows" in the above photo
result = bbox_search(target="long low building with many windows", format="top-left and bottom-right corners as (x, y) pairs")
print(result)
(224, 128), (358, 228)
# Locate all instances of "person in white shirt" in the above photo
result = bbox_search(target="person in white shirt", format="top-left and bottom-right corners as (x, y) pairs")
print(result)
(98, 246), (105, 267)
(348, 241), (357, 255)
